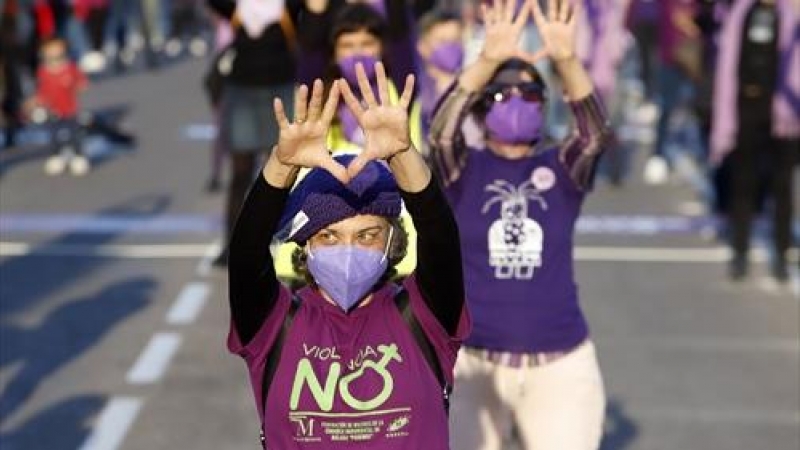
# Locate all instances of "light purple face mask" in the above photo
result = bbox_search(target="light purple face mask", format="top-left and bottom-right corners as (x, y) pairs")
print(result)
(307, 243), (389, 312)
(484, 95), (544, 144)
(338, 54), (379, 85)
(428, 41), (464, 74)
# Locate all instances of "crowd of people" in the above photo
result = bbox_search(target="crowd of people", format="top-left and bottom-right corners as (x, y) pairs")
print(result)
(0, 0), (209, 173)
(1, 0), (797, 448)
(208, 0), (798, 449)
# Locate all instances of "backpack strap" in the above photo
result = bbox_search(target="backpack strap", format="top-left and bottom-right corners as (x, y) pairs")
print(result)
(394, 289), (452, 415)
(260, 294), (301, 449)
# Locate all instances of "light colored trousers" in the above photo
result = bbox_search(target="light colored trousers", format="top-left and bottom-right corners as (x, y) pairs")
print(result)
(450, 341), (606, 450)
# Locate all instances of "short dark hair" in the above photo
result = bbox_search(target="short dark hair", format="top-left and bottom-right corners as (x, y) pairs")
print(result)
(330, 4), (387, 48)
(291, 217), (409, 287)
(417, 9), (462, 37)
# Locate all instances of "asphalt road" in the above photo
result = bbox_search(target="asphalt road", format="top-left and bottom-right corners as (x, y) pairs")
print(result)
(1, 58), (798, 450)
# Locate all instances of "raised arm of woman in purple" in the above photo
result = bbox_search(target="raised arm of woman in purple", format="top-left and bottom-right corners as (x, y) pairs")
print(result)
(533, 0), (612, 190)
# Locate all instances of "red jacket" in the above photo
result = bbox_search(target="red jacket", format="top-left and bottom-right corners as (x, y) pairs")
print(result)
(36, 63), (87, 118)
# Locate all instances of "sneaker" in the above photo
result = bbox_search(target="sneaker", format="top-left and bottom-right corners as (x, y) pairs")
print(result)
(189, 38), (208, 57)
(728, 254), (748, 281)
(44, 155), (68, 175)
(643, 156), (669, 185)
(69, 155), (91, 176)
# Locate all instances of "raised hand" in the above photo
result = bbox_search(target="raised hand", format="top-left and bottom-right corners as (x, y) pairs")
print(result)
(273, 79), (349, 183)
(480, 0), (546, 64)
(529, 0), (580, 62)
(338, 61), (416, 179)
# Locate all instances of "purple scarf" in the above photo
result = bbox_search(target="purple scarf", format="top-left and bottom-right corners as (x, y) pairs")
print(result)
(711, 0), (800, 163)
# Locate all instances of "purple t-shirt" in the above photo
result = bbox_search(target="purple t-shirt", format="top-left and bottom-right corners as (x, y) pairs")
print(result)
(446, 147), (589, 353)
(228, 275), (469, 449)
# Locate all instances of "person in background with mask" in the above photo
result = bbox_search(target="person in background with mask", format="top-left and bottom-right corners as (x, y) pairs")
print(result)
(206, 0), (298, 266)
(301, 0), (434, 90)
(429, 0), (611, 448)
(318, 3), (423, 153)
(711, 0), (799, 283)
(227, 64), (469, 449)
(416, 8), (464, 141)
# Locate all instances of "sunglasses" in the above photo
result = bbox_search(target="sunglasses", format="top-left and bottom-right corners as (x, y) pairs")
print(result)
(483, 82), (547, 104)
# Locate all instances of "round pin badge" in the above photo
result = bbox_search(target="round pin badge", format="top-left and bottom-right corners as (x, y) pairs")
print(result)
(530, 167), (556, 191)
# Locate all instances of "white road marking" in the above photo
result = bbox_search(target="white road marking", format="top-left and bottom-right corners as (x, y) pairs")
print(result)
(195, 240), (222, 277)
(77, 397), (143, 450)
(166, 282), (209, 325)
(126, 333), (183, 385)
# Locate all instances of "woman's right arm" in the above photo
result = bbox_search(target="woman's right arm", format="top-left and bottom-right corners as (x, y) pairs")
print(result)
(227, 156), (299, 346)
(429, 0), (541, 187)
(428, 55), (501, 187)
(207, 0), (235, 20)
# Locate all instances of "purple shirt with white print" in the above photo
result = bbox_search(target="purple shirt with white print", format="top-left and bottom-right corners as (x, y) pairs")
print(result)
(429, 84), (611, 353)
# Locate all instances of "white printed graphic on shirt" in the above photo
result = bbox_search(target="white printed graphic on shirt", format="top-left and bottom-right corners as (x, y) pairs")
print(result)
(482, 179), (548, 280)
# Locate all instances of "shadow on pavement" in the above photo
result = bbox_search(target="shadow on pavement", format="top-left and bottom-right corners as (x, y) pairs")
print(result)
(0, 103), (137, 180)
(0, 394), (105, 450)
(0, 193), (170, 317)
(601, 399), (639, 450)
(0, 277), (153, 425)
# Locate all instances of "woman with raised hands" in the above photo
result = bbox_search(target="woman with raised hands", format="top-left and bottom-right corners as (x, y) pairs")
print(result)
(429, 0), (612, 449)
(227, 62), (469, 449)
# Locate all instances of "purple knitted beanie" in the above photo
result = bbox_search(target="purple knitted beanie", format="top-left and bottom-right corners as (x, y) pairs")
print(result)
(276, 154), (402, 244)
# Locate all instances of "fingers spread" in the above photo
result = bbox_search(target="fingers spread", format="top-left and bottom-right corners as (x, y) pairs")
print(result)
(513, 0), (531, 32)
(529, 0), (545, 26)
(356, 63), (378, 107)
(307, 79), (324, 121)
(273, 97), (290, 129)
(321, 80), (341, 124)
(339, 78), (364, 121)
(547, 0), (557, 22)
(294, 84), (309, 123)
(375, 62), (390, 105)
(399, 74), (415, 110)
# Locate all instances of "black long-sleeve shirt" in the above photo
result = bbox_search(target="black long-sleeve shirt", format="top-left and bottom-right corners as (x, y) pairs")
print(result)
(228, 173), (465, 347)
(207, 0), (301, 86)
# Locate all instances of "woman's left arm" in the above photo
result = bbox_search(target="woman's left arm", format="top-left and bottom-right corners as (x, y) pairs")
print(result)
(529, 0), (613, 190)
(339, 62), (464, 335)
(391, 149), (465, 337)
(555, 57), (613, 190)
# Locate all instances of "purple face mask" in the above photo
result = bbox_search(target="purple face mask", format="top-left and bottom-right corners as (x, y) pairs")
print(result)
(428, 41), (464, 74)
(338, 54), (379, 85)
(484, 95), (544, 144)
(307, 245), (388, 312)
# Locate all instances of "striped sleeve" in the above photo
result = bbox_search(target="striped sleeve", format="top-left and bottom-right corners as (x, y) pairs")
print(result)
(559, 92), (613, 190)
(428, 82), (480, 187)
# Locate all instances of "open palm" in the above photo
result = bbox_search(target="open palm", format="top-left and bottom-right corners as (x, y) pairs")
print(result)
(339, 61), (416, 178)
(273, 79), (349, 183)
(529, 0), (580, 61)
(479, 0), (549, 64)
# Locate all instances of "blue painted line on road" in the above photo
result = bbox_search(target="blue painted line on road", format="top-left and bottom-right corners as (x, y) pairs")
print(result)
(181, 123), (216, 141)
(1, 213), (796, 236)
(0, 214), (220, 234)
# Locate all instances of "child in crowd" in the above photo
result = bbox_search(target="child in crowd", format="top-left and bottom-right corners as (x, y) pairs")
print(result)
(30, 38), (90, 176)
